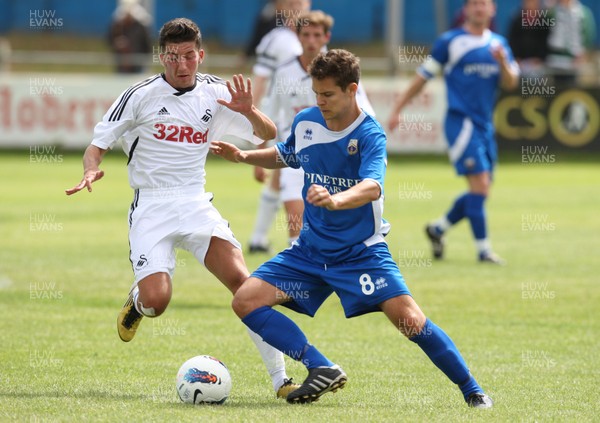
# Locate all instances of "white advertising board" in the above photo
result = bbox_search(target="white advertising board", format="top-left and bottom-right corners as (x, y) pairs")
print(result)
(0, 73), (447, 153)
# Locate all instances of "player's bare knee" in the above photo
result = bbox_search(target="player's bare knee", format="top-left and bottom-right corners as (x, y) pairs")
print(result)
(148, 294), (170, 316)
(231, 290), (252, 318)
(227, 275), (247, 295)
(469, 187), (489, 197)
(137, 291), (170, 317)
(468, 173), (491, 196)
(232, 281), (265, 318)
(398, 309), (426, 338)
(137, 276), (172, 317)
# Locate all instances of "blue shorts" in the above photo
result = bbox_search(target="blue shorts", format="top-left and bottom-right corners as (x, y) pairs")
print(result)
(445, 112), (497, 176)
(251, 242), (411, 318)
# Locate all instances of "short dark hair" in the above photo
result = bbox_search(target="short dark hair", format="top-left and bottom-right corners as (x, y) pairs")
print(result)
(308, 49), (360, 91)
(159, 18), (202, 50)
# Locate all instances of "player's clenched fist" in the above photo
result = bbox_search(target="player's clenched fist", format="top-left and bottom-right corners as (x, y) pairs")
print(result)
(306, 184), (334, 210)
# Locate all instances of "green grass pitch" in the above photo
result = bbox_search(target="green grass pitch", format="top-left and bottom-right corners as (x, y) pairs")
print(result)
(0, 150), (598, 422)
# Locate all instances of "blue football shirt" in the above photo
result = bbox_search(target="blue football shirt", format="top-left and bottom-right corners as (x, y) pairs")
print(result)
(276, 107), (390, 264)
(418, 28), (519, 129)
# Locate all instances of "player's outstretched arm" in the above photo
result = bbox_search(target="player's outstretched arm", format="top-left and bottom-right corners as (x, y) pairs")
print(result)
(307, 180), (381, 211)
(217, 74), (277, 141)
(388, 74), (428, 131)
(252, 137), (271, 183)
(210, 141), (286, 169)
(65, 145), (107, 195)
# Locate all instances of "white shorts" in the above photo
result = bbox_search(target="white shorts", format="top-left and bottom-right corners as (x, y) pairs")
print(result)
(279, 167), (304, 203)
(128, 185), (241, 285)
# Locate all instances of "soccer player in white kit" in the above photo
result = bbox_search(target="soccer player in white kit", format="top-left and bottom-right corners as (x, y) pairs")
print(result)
(252, 0), (310, 105)
(66, 18), (298, 399)
(249, 0), (310, 252)
(264, 10), (375, 245)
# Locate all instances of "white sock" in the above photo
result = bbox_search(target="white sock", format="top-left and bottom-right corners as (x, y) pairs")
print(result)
(246, 327), (288, 392)
(132, 287), (156, 317)
(476, 238), (492, 254)
(250, 187), (280, 246)
(433, 216), (451, 232)
(132, 286), (142, 314)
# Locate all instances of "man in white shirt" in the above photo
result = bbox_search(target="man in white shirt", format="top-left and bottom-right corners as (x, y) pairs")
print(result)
(66, 17), (298, 399)
(252, 0), (310, 106)
(249, 0), (310, 252)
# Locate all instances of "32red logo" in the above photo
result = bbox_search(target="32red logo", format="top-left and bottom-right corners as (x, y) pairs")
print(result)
(153, 123), (208, 144)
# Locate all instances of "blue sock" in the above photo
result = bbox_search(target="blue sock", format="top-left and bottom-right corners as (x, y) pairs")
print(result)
(464, 193), (487, 241)
(242, 306), (333, 369)
(446, 192), (469, 226)
(410, 319), (482, 400)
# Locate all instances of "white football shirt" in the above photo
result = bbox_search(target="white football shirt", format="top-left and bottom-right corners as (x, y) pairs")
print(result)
(91, 73), (259, 189)
(253, 27), (302, 78)
(265, 57), (376, 142)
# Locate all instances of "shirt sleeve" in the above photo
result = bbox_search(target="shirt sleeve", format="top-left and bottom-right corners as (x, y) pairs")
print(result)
(253, 31), (279, 78)
(417, 35), (449, 80)
(210, 83), (259, 145)
(253, 29), (301, 78)
(358, 125), (387, 197)
(91, 88), (136, 150)
(275, 115), (300, 169)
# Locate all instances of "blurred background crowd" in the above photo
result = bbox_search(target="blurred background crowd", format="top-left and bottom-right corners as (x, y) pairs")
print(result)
(0, 0), (597, 86)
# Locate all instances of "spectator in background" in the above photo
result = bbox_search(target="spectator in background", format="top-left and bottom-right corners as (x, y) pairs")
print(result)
(546, 0), (596, 86)
(508, 0), (549, 78)
(108, 0), (153, 74)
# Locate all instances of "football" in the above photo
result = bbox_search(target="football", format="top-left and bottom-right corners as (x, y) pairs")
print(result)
(176, 355), (232, 405)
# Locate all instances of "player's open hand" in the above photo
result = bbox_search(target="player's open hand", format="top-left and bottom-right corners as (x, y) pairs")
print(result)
(210, 141), (245, 163)
(217, 74), (254, 115)
(307, 184), (336, 210)
(65, 169), (105, 195)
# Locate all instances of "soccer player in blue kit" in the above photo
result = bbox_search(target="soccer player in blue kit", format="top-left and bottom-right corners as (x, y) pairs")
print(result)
(210, 49), (493, 408)
(389, 0), (519, 264)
